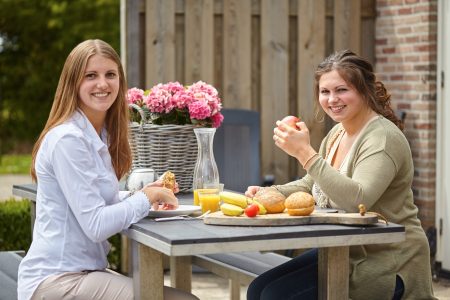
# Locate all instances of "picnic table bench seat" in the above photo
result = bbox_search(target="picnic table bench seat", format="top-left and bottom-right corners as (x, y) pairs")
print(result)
(192, 251), (291, 300)
(0, 251), (24, 300)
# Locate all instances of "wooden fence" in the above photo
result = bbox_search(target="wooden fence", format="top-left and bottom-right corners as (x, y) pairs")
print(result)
(122, 0), (376, 184)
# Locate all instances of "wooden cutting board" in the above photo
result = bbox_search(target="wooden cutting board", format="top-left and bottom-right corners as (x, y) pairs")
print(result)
(203, 211), (379, 226)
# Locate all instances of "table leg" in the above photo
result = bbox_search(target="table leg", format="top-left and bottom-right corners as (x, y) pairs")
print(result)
(318, 246), (349, 300)
(170, 256), (192, 292)
(121, 235), (130, 275)
(133, 242), (164, 300)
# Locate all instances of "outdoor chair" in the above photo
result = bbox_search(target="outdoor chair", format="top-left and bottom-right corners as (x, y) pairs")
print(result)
(213, 108), (261, 193)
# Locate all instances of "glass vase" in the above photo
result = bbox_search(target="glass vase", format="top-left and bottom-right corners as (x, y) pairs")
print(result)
(192, 128), (220, 192)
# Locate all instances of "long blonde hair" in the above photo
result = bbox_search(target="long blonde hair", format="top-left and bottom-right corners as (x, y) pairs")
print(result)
(31, 39), (131, 181)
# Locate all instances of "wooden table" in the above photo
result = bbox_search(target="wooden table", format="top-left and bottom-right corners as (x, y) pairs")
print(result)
(125, 214), (405, 300)
(13, 184), (406, 300)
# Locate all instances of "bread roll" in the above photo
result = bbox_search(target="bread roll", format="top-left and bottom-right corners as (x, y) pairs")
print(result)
(254, 187), (286, 214)
(284, 192), (315, 216)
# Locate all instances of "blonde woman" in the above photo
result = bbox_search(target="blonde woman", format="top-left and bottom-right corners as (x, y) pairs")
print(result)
(18, 39), (198, 300)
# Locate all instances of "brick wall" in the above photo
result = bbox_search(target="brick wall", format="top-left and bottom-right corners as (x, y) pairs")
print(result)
(375, 0), (437, 230)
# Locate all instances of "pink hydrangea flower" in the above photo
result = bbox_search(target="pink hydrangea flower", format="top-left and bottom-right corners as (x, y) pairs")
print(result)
(128, 80), (223, 127)
(188, 101), (211, 120)
(186, 81), (222, 116)
(145, 82), (185, 113)
(172, 91), (193, 109)
(145, 84), (173, 113)
(211, 112), (224, 128)
(127, 87), (145, 105)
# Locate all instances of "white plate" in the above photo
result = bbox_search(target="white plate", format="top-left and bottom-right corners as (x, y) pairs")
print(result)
(147, 205), (201, 218)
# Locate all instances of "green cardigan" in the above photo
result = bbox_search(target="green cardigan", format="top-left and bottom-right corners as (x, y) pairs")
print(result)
(275, 116), (436, 300)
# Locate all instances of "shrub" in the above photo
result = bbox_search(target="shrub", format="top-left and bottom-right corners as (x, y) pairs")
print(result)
(108, 233), (122, 272)
(0, 198), (122, 272)
(0, 199), (31, 251)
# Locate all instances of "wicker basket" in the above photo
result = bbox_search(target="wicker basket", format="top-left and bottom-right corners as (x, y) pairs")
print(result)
(128, 106), (198, 192)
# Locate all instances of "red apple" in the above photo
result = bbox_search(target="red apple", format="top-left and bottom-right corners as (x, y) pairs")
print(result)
(280, 115), (300, 129)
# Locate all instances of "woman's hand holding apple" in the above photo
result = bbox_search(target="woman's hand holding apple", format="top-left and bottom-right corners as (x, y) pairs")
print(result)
(273, 116), (317, 168)
(280, 115), (300, 129)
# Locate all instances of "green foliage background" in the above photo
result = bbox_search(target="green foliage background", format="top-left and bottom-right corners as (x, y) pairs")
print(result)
(0, 0), (120, 154)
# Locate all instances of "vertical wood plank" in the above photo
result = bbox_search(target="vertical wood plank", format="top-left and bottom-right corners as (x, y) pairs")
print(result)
(261, 0), (289, 183)
(170, 256), (192, 292)
(298, 0), (326, 164)
(288, 16), (299, 179)
(251, 15), (261, 110)
(318, 246), (350, 300)
(125, 0), (143, 87)
(334, 0), (361, 53)
(200, 0), (214, 84)
(361, 18), (375, 65)
(223, 0), (252, 109)
(185, 0), (214, 84)
(213, 14), (224, 95)
(145, 0), (176, 86)
(175, 14), (185, 84)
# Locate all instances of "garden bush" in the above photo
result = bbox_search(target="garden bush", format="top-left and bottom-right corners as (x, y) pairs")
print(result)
(0, 199), (31, 251)
(0, 199), (122, 272)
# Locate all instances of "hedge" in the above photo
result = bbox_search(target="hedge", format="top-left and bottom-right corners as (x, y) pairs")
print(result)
(0, 199), (31, 251)
(0, 199), (121, 272)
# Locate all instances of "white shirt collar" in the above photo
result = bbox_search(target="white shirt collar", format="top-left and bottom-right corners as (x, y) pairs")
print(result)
(70, 109), (108, 152)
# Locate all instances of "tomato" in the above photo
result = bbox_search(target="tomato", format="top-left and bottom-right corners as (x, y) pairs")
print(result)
(280, 115), (300, 129)
(244, 203), (260, 218)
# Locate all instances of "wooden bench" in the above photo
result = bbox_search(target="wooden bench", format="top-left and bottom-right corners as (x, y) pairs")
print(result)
(0, 251), (24, 300)
(192, 251), (290, 300)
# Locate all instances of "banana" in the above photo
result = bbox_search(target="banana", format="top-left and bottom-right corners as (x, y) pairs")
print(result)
(247, 198), (267, 215)
(254, 200), (267, 215)
(220, 191), (248, 209)
(220, 203), (244, 216)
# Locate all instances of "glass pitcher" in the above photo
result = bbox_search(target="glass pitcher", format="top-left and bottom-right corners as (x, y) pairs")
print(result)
(192, 128), (220, 194)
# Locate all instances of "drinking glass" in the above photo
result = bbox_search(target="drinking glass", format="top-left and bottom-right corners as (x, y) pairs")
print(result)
(198, 189), (221, 214)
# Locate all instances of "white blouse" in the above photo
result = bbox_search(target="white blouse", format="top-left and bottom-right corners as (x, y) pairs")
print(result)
(17, 110), (150, 300)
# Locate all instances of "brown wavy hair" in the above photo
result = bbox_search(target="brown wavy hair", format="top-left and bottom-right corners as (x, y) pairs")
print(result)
(30, 39), (131, 182)
(314, 49), (404, 131)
